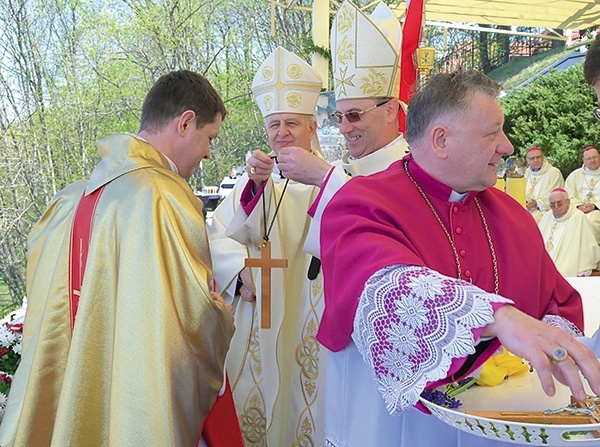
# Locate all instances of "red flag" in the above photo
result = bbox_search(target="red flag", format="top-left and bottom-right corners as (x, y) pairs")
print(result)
(399, 0), (425, 132)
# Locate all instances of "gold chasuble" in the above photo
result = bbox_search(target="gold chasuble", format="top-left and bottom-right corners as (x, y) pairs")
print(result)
(0, 134), (235, 447)
(210, 170), (326, 446)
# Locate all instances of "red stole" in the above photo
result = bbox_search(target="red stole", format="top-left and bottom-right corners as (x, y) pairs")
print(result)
(69, 186), (243, 447)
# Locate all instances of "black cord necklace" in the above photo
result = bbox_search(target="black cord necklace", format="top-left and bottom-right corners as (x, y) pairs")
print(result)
(261, 177), (290, 241)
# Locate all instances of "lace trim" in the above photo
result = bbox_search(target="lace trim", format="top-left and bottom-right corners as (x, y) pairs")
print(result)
(542, 314), (583, 337)
(352, 265), (513, 415)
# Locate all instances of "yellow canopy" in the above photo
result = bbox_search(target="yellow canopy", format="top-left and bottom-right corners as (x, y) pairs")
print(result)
(393, 0), (600, 30)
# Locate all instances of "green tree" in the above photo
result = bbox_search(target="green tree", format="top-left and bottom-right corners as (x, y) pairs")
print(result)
(501, 65), (600, 177)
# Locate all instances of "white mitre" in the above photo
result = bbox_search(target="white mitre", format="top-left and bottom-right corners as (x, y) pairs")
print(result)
(331, 1), (402, 100)
(251, 46), (323, 117)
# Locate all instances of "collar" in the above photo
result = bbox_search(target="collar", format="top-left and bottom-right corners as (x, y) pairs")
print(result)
(404, 154), (478, 204)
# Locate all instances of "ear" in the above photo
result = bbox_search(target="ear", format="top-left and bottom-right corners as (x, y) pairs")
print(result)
(177, 110), (197, 136)
(384, 99), (400, 123)
(431, 125), (449, 160)
(308, 118), (318, 139)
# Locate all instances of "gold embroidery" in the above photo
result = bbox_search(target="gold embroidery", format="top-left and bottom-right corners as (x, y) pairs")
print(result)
(336, 36), (354, 66)
(263, 95), (273, 112)
(286, 92), (302, 109)
(359, 68), (387, 96)
(261, 66), (274, 82)
(526, 177), (538, 201)
(336, 6), (353, 34)
(287, 63), (303, 80)
(296, 335), (320, 381)
(335, 66), (355, 97)
(545, 222), (559, 251)
(240, 403), (267, 445)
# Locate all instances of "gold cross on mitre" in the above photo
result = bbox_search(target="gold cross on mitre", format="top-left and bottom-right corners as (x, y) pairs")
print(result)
(244, 240), (287, 329)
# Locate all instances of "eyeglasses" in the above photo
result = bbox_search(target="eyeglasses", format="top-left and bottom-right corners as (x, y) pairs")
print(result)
(594, 108), (600, 121)
(549, 200), (566, 208)
(331, 99), (391, 124)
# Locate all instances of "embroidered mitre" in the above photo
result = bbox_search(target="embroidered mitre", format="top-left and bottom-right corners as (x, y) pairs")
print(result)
(330, 1), (402, 101)
(251, 46), (323, 117)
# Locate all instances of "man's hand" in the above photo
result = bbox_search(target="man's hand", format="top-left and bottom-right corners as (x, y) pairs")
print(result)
(483, 305), (600, 401)
(578, 203), (596, 214)
(247, 150), (274, 191)
(526, 199), (537, 211)
(277, 146), (332, 187)
(238, 267), (256, 303)
(210, 291), (233, 315)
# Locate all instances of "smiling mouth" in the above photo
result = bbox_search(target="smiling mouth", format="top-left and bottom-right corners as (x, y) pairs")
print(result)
(346, 135), (361, 143)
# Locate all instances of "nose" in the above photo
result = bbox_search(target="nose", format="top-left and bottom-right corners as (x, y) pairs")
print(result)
(278, 122), (291, 136)
(338, 116), (354, 135)
(497, 131), (514, 156)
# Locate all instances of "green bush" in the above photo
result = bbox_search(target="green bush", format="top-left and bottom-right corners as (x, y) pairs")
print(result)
(501, 65), (600, 177)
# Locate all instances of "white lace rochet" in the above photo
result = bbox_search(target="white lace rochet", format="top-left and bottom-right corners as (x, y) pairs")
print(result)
(352, 265), (513, 415)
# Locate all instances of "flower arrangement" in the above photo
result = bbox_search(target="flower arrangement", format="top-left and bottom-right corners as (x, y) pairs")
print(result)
(0, 319), (23, 419)
(421, 348), (530, 409)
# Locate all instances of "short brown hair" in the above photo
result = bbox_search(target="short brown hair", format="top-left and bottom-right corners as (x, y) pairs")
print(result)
(140, 70), (227, 132)
(405, 68), (502, 144)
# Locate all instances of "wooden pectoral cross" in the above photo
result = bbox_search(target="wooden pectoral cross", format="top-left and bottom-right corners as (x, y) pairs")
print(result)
(244, 240), (287, 329)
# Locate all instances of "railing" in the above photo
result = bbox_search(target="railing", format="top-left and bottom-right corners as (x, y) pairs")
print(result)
(433, 29), (555, 74)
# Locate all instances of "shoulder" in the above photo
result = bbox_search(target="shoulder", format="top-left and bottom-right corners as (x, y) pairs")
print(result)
(538, 212), (553, 228)
(566, 168), (583, 180)
(335, 160), (405, 198)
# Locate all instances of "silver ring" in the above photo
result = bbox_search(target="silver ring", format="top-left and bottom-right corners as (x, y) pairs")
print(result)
(250, 167), (256, 175)
(551, 347), (568, 362)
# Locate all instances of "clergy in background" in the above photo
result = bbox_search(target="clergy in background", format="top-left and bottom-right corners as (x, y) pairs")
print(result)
(565, 145), (600, 243)
(539, 188), (600, 277)
(524, 146), (564, 223)
(209, 47), (326, 446)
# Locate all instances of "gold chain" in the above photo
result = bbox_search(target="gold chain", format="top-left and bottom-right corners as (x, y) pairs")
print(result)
(404, 160), (499, 294)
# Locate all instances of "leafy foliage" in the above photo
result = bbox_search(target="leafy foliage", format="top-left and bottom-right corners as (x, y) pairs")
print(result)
(501, 66), (600, 177)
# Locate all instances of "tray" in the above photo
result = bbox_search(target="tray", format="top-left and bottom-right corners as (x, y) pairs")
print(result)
(420, 371), (600, 445)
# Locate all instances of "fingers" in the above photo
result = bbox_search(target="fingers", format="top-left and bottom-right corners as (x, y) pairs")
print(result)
(490, 307), (600, 401)
(277, 147), (332, 186)
(527, 337), (600, 401)
(239, 285), (256, 303)
(210, 292), (234, 316)
(559, 338), (600, 397)
(210, 291), (224, 303)
(247, 151), (274, 181)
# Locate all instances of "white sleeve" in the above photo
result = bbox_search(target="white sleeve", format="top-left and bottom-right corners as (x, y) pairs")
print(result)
(303, 166), (350, 257)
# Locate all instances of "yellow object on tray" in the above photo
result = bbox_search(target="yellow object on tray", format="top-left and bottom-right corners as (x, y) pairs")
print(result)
(478, 347), (530, 387)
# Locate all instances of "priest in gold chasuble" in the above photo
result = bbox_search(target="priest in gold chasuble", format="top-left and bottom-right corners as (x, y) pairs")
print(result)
(0, 72), (235, 447)
(209, 47), (326, 446)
